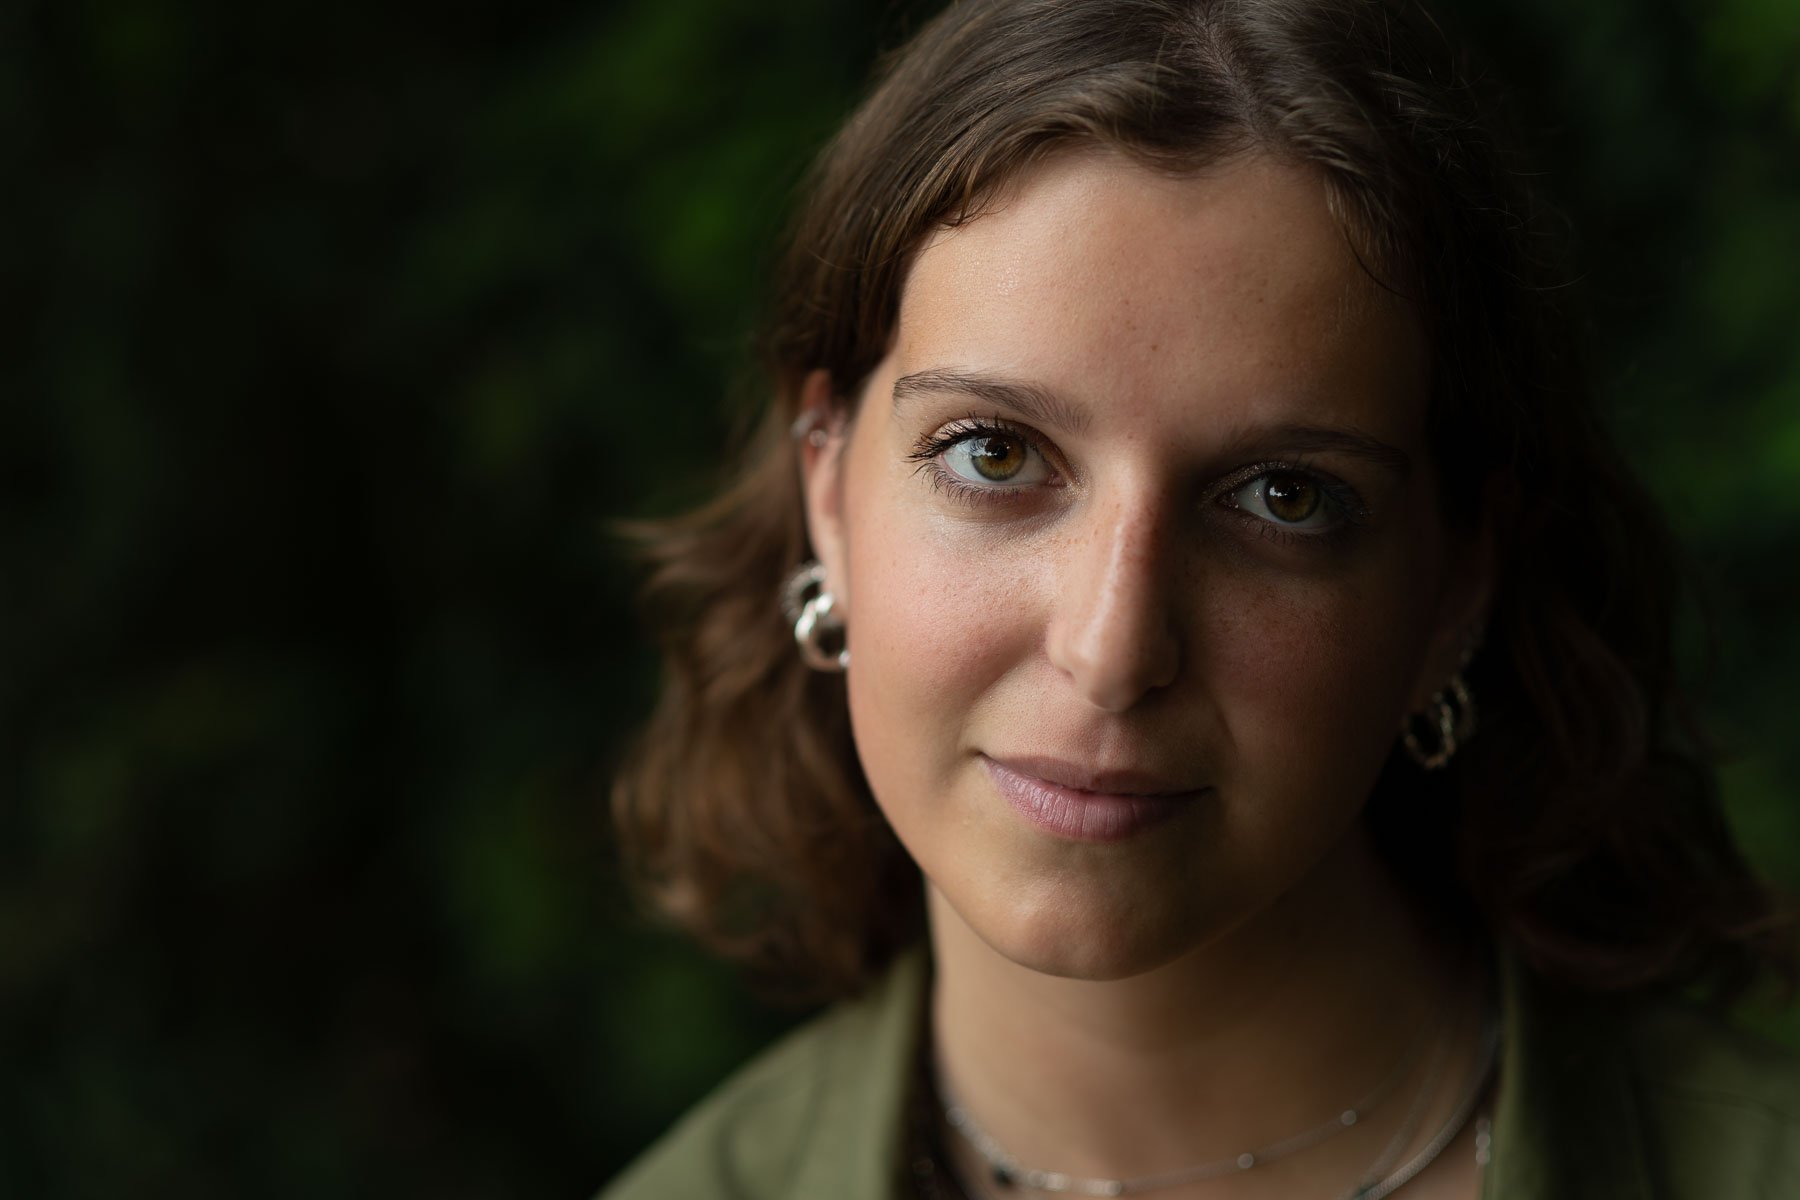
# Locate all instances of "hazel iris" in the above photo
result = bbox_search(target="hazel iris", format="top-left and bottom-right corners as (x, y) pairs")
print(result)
(968, 435), (1028, 481)
(1264, 473), (1322, 523)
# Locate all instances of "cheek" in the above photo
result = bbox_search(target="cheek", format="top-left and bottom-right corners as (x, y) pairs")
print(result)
(839, 485), (1036, 806)
(1200, 538), (1441, 804)
(848, 537), (1021, 691)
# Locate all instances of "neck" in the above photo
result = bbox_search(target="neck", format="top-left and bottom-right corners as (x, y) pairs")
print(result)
(927, 826), (1475, 1199)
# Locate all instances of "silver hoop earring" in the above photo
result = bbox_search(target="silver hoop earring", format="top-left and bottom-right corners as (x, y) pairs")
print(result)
(1402, 673), (1476, 770)
(780, 560), (849, 672)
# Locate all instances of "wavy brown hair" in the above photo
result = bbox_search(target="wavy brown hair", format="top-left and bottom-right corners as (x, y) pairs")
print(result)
(613, 0), (1794, 1003)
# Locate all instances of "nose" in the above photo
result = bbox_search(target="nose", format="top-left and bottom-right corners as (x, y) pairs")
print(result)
(1045, 495), (1182, 712)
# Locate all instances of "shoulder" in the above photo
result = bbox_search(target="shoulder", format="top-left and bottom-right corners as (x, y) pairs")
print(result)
(1491, 952), (1800, 1200)
(598, 948), (928, 1200)
(598, 1010), (838, 1200)
(1623, 1002), (1800, 1195)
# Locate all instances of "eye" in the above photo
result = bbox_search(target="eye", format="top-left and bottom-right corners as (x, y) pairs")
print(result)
(940, 430), (1050, 487)
(1225, 469), (1342, 531)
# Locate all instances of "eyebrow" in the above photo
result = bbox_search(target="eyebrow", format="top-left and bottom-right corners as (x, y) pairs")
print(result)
(892, 368), (1092, 435)
(1226, 424), (1412, 476)
(891, 367), (1411, 476)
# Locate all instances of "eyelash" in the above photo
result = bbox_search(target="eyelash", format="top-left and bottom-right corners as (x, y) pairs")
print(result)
(903, 415), (1371, 545)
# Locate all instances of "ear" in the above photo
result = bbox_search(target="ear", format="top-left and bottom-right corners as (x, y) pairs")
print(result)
(1407, 509), (1496, 713)
(796, 368), (853, 615)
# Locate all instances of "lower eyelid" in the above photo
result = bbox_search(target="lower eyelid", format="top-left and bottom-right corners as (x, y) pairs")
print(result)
(922, 461), (1043, 507)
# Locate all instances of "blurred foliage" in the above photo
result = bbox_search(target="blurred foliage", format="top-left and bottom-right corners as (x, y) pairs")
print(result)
(1, 0), (1796, 1194)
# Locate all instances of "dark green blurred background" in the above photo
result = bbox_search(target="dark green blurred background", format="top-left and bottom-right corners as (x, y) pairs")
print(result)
(4, 0), (1797, 1194)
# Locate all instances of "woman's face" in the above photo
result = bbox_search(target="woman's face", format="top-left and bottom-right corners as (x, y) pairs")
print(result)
(802, 151), (1486, 980)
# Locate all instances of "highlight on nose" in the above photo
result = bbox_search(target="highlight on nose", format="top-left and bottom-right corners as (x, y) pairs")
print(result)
(1045, 524), (1182, 712)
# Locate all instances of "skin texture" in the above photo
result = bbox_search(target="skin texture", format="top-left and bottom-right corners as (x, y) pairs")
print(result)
(801, 151), (1492, 1198)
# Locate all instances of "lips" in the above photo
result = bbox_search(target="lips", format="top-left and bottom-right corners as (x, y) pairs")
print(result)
(981, 754), (1207, 843)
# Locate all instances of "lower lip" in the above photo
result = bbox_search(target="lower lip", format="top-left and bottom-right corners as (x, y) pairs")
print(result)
(981, 757), (1203, 843)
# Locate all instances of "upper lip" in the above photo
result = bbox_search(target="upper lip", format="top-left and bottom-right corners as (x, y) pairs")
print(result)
(984, 754), (1206, 797)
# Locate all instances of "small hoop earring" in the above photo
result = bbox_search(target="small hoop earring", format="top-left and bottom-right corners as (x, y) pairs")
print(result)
(1402, 672), (1476, 770)
(780, 560), (849, 672)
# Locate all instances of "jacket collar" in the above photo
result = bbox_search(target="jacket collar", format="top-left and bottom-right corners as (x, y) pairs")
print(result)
(1485, 952), (1655, 1200)
(789, 946), (928, 1198)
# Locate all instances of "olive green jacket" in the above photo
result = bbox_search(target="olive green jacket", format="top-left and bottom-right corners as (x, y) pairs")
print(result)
(602, 949), (1800, 1199)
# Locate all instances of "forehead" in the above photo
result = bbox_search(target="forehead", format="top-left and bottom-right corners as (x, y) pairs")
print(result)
(893, 150), (1426, 438)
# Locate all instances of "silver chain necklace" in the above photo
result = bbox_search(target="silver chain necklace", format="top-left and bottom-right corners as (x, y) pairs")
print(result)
(1347, 1018), (1499, 1200)
(937, 1010), (1499, 1200)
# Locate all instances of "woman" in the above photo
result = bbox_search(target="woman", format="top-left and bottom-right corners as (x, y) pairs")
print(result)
(606, 0), (1799, 1196)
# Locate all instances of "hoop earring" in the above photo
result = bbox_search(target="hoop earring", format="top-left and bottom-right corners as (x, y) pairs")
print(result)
(780, 560), (849, 673)
(1402, 673), (1476, 770)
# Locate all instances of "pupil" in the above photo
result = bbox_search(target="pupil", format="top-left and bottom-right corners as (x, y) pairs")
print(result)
(971, 436), (1024, 480)
(1265, 475), (1320, 522)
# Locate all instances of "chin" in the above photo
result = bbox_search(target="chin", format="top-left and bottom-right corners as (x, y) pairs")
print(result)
(953, 876), (1220, 982)
(1003, 942), (1181, 983)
